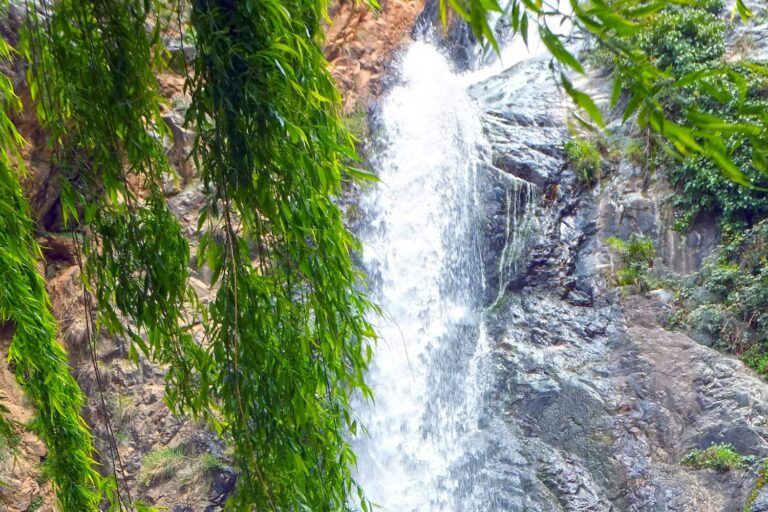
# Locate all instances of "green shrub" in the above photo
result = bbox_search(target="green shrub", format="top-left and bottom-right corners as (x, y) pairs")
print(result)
(606, 234), (656, 288)
(681, 443), (753, 471)
(631, 4), (725, 77)
(138, 447), (186, 487)
(698, 261), (741, 300)
(591, 0), (768, 233)
(743, 343), (768, 375)
(676, 220), (768, 375)
(685, 303), (727, 340)
(669, 140), (768, 234)
(564, 138), (602, 185)
(25, 496), (44, 512)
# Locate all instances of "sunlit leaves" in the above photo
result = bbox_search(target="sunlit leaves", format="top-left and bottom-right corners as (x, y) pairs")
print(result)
(447, 0), (768, 192)
(541, 25), (583, 73)
(561, 73), (605, 128)
(0, 155), (102, 511)
(187, 0), (376, 509)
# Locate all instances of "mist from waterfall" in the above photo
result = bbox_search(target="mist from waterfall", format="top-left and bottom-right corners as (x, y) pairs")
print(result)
(351, 41), (534, 511)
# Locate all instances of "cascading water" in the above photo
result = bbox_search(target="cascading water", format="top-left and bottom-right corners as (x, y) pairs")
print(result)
(352, 41), (535, 511)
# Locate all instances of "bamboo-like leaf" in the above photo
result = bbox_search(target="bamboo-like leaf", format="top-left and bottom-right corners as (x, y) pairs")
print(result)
(540, 24), (584, 74)
(561, 73), (605, 128)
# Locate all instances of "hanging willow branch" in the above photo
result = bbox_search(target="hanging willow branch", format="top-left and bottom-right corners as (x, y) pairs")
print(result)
(18, 0), (200, 509)
(0, 28), (102, 508)
(187, 0), (377, 509)
(8, 0), (378, 509)
(20, 0), (206, 411)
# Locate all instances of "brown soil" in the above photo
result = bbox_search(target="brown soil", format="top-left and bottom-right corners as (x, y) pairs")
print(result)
(326, 0), (423, 114)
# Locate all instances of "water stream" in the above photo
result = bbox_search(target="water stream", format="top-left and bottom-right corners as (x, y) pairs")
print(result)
(352, 41), (535, 511)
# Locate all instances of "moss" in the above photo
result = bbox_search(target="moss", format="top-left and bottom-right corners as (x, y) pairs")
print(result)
(25, 496), (44, 512)
(681, 443), (753, 472)
(744, 461), (768, 511)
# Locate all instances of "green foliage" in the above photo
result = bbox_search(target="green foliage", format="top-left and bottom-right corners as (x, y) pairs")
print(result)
(25, 496), (44, 512)
(564, 138), (602, 185)
(623, 2), (726, 78)
(7, 0), (766, 511)
(606, 234), (656, 287)
(0, 151), (102, 509)
(11, 0), (376, 509)
(681, 443), (753, 471)
(17, 2), (200, 508)
(448, 0), (768, 199)
(21, 0), (201, 400)
(0, 16), (102, 507)
(187, 1), (376, 508)
(669, 133), (768, 233)
(586, 0), (768, 232)
(138, 447), (186, 487)
(676, 220), (768, 373)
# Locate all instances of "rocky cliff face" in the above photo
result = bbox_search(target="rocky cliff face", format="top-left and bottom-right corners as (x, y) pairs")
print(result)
(326, 0), (423, 114)
(455, 10), (768, 511)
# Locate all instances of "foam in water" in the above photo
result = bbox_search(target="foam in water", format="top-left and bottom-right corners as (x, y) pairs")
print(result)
(352, 41), (533, 511)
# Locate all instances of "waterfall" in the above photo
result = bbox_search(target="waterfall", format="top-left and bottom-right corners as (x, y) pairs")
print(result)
(352, 41), (534, 511)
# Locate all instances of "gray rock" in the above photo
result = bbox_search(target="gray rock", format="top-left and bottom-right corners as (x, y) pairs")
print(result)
(452, 36), (768, 510)
(751, 487), (768, 512)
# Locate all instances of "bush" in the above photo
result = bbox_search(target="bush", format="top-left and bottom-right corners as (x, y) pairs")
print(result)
(591, 0), (768, 233)
(676, 220), (768, 374)
(743, 343), (768, 375)
(698, 261), (741, 300)
(685, 303), (727, 341)
(669, 139), (768, 234)
(606, 234), (656, 288)
(681, 443), (753, 471)
(564, 138), (602, 185)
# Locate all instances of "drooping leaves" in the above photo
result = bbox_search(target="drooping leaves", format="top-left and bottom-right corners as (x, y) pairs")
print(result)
(186, 0), (376, 508)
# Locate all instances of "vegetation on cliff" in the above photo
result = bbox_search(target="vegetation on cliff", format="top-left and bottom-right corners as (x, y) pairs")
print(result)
(673, 220), (768, 377)
(586, 0), (768, 234)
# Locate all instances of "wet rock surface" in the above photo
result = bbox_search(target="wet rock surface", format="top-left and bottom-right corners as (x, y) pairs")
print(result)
(465, 47), (768, 511)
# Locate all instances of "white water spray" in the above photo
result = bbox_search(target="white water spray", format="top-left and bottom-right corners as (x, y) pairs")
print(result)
(352, 41), (534, 511)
